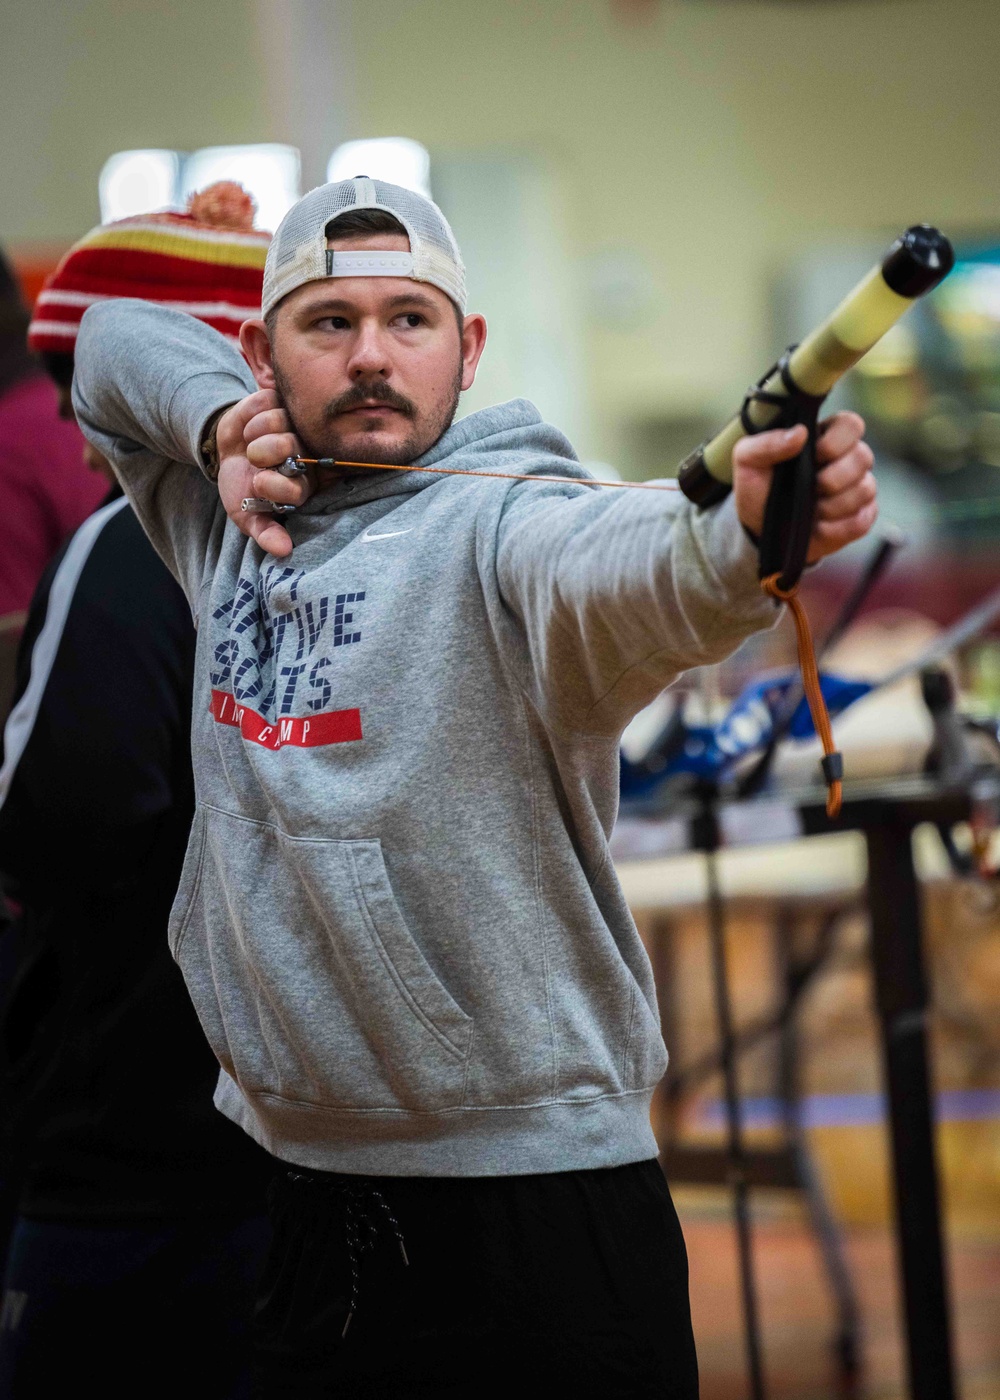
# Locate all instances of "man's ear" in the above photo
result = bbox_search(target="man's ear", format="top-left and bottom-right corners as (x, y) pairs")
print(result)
(460, 314), (488, 392)
(240, 318), (277, 389)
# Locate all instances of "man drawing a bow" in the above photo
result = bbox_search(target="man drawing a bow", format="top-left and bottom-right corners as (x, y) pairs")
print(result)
(74, 177), (876, 1397)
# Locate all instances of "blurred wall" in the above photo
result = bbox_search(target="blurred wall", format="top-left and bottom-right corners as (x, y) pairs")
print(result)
(349, 0), (1000, 466)
(0, 0), (269, 239)
(3, 0), (999, 470)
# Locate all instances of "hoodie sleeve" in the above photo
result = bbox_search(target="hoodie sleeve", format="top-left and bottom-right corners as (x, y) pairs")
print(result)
(494, 477), (777, 737)
(72, 299), (256, 607)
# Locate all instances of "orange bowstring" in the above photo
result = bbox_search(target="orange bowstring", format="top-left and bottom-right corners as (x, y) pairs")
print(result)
(761, 574), (842, 819)
(293, 458), (681, 492)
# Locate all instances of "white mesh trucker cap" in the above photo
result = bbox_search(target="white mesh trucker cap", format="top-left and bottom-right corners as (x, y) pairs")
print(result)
(262, 176), (467, 318)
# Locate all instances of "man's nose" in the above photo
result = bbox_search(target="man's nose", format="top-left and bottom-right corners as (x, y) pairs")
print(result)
(347, 324), (391, 379)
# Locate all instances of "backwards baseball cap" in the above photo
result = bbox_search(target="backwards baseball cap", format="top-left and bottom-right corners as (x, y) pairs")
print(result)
(28, 182), (271, 356)
(262, 176), (466, 320)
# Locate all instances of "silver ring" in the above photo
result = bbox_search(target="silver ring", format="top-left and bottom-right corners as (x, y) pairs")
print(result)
(241, 498), (296, 515)
(278, 456), (310, 477)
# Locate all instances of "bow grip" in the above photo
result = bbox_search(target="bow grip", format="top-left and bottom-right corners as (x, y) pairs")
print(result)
(739, 351), (824, 592)
(757, 424), (818, 590)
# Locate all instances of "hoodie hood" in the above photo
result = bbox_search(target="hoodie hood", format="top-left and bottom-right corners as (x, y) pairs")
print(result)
(418, 398), (579, 468)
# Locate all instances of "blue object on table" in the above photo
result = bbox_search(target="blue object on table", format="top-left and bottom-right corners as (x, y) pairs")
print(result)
(619, 670), (873, 800)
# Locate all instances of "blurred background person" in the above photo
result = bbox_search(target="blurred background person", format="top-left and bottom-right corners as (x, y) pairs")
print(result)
(0, 251), (106, 717)
(0, 185), (273, 1399)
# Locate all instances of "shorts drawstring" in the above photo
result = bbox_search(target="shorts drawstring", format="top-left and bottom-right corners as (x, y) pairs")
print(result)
(286, 1172), (410, 1338)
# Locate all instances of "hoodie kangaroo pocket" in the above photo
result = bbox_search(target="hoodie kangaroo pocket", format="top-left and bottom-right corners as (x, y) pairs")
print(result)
(171, 806), (472, 1112)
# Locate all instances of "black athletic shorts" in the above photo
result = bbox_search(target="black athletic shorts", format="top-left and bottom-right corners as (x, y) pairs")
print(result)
(253, 1157), (698, 1399)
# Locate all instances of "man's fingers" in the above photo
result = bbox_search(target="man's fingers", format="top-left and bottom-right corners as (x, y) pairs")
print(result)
(216, 388), (301, 557)
(733, 410), (878, 558)
(815, 471), (877, 522)
(216, 391), (282, 461)
(251, 467), (315, 506)
(816, 441), (874, 496)
(252, 518), (295, 558)
(808, 500), (879, 558)
(244, 407), (294, 442)
(228, 389), (281, 433)
(815, 410), (866, 464)
(732, 424), (808, 473)
(246, 432), (301, 471)
(239, 509), (294, 558)
(734, 413), (867, 476)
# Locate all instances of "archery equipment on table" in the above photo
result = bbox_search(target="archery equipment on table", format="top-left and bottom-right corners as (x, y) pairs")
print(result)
(620, 530), (903, 807)
(619, 583), (1000, 808)
(678, 226), (954, 818)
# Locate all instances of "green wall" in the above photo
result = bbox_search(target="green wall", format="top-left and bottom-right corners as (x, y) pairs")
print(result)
(3, 0), (999, 467)
(0, 0), (269, 242)
(349, 0), (1000, 459)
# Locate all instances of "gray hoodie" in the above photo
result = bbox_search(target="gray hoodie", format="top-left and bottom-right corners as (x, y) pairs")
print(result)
(74, 299), (775, 1176)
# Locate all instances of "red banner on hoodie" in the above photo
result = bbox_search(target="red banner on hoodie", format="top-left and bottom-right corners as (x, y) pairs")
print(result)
(210, 689), (362, 749)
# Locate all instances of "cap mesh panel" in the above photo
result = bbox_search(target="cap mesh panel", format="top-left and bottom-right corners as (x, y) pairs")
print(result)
(265, 178), (465, 313)
(274, 183), (358, 268)
(371, 182), (456, 257)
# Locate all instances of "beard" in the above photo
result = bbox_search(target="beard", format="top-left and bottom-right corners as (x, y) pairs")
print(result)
(272, 357), (464, 468)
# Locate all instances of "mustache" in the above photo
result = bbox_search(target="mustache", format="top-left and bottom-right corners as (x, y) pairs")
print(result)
(325, 381), (416, 420)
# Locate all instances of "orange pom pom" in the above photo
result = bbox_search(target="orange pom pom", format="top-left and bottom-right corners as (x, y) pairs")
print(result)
(187, 181), (257, 232)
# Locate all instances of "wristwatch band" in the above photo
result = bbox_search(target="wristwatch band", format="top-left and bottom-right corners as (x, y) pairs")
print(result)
(199, 406), (233, 480)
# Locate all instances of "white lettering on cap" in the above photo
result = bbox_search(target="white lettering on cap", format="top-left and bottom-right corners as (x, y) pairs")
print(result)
(325, 250), (416, 277)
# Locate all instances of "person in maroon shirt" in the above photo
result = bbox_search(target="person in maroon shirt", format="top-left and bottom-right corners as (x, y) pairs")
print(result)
(0, 249), (106, 715)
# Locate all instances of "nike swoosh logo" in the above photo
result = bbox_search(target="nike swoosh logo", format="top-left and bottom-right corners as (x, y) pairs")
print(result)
(360, 527), (413, 542)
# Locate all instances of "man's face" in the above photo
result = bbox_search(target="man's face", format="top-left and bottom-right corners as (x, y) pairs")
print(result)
(246, 233), (486, 466)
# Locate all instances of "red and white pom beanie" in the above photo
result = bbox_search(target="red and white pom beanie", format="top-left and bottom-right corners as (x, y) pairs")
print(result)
(28, 182), (271, 355)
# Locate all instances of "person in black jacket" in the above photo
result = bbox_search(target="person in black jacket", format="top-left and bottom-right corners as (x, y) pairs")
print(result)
(0, 186), (274, 1398)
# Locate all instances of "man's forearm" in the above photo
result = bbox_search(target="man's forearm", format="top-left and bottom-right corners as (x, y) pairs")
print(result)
(73, 299), (254, 473)
(498, 486), (776, 737)
(72, 300), (255, 600)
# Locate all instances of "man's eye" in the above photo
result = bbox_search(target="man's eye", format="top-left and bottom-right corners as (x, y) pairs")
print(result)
(399, 313), (424, 328)
(316, 316), (350, 330)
